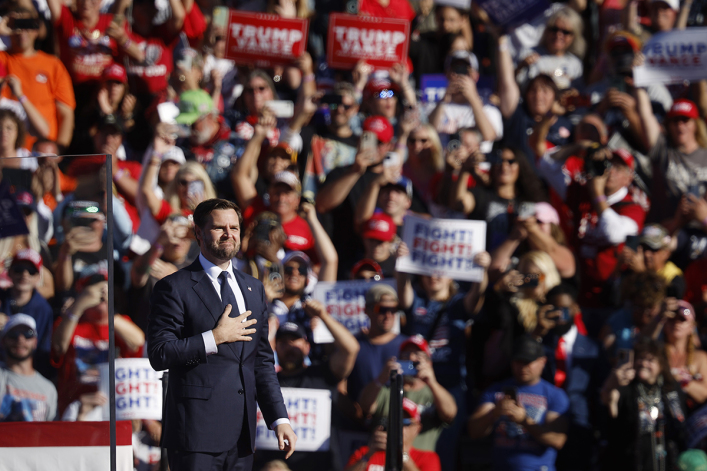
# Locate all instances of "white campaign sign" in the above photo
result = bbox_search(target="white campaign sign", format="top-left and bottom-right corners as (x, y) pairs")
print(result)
(255, 388), (331, 451)
(311, 279), (398, 343)
(396, 215), (486, 282)
(634, 28), (707, 86)
(99, 359), (164, 421)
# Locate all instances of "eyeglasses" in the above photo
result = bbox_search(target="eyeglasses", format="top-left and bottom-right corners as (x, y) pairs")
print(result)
(284, 265), (308, 276)
(547, 26), (574, 36)
(375, 305), (398, 315)
(11, 265), (38, 276)
(376, 89), (395, 99)
(5, 327), (35, 340)
(409, 138), (429, 144)
(497, 158), (517, 166)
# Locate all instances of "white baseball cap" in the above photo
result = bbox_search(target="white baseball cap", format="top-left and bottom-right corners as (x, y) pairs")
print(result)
(1, 314), (36, 340)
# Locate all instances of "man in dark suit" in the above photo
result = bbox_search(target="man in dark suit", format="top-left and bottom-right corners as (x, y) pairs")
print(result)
(148, 199), (297, 470)
(538, 284), (608, 471)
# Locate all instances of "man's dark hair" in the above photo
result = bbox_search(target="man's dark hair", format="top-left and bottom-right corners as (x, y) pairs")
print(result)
(524, 73), (559, 100)
(547, 283), (578, 303)
(193, 199), (243, 230)
(0, 109), (26, 149)
(32, 138), (58, 152)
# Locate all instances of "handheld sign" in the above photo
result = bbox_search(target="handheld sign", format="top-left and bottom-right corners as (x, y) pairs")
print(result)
(99, 359), (164, 421)
(633, 28), (707, 86)
(396, 215), (487, 282)
(477, 0), (551, 27)
(327, 13), (410, 70)
(225, 11), (309, 67)
(255, 388), (331, 451)
(311, 279), (398, 343)
(420, 74), (448, 103)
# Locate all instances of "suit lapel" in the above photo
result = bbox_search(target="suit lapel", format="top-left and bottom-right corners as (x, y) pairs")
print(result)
(233, 269), (257, 359)
(190, 259), (240, 360)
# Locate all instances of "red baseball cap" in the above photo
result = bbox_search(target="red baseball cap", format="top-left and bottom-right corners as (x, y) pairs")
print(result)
(610, 148), (634, 170)
(362, 116), (394, 144)
(103, 63), (127, 84)
(364, 76), (399, 97)
(400, 334), (432, 357)
(362, 213), (396, 242)
(11, 248), (42, 272)
(402, 397), (421, 422)
(667, 99), (699, 120)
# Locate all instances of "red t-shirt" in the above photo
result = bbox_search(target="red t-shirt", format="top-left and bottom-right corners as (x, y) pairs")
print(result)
(51, 317), (143, 417)
(346, 446), (441, 471)
(358, 0), (416, 21)
(55, 6), (118, 84)
(124, 32), (179, 95)
(242, 196), (315, 254)
(566, 183), (647, 307)
(117, 160), (143, 232)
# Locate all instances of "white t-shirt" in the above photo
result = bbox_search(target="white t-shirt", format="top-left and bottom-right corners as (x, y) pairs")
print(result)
(435, 102), (504, 153)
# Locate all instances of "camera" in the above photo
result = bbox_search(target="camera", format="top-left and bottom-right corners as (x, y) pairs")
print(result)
(584, 143), (611, 177)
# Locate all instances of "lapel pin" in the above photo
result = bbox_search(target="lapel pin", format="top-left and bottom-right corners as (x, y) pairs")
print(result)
(248, 287), (252, 291)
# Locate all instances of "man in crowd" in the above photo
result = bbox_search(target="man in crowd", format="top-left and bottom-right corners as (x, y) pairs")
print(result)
(359, 213), (399, 279)
(359, 335), (457, 452)
(0, 249), (53, 378)
(469, 335), (569, 471)
(347, 284), (407, 402)
(256, 298), (359, 469)
(346, 397), (442, 471)
(0, 314), (57, 422)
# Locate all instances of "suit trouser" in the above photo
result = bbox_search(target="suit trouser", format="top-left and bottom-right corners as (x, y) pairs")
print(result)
(168, 410), (253, 471)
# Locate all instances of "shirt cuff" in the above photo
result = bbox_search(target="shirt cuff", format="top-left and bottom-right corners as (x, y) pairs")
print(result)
(271, 418), (291, 429)
(202, 331), (218, 355)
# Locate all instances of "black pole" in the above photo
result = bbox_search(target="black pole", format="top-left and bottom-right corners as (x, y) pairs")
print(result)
(106, 154), (116, 471)
(385, 372), (403, 471)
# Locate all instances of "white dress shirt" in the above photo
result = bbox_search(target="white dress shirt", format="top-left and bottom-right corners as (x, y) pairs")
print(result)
(198, 253), (290, 429)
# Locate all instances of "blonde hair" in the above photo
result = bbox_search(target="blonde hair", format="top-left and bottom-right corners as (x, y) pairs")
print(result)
(513, 251), (561, 332)
(545, 6), (586, 59)
(411, 124), (444, 171)
(165, 162), (217, 213)
(695, 118), (707, 149)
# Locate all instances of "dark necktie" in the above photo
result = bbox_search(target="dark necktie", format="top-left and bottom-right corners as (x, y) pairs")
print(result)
(219, 271), (239, 317)
(219, 270), (245, 358)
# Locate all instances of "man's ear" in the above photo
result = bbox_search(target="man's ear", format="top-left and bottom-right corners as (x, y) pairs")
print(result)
(193, 226), (202, 245)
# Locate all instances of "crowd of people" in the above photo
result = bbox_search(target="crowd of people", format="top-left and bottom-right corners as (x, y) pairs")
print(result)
(1, 0), (707, 469)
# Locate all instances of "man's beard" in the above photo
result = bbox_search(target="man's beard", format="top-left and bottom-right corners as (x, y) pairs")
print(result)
(284, 285), (306, 296)
(6, 348), (33, 362)
(207, 239), (240, 260)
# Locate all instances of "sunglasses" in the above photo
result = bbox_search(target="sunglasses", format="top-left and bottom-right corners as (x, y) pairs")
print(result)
(375, 305), (398, 315)
(246, 86), (268, 94)
(11, 265), (38, 276)
(409, 138), (429, 144)
(178, 179), (196, 186)
(376, 89), (395, 99)
(547, 26), (574, 36)
(329, 103), (354, 111)
(5, 327), (35, 340)
(284, 265), (308, 276)
(495, 158), (517, 166)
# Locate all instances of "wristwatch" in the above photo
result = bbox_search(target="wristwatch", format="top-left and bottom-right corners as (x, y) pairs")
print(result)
(402, 452), (410, 463)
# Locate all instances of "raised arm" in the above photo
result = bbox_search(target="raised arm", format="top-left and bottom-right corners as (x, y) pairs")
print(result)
(47, 0), (62, 25)
(114, 314), (145, 353)
(497, 35), (520, 119)
(52, 282), (107, 357)
(56, 102), (74, 149)
(6, 76), (49, 138)
(449, 169), (476, 214)
(301, 203), (338, 282)
(315, 150), (372, 213)
(354, 170), (393, 230)
(304, 299), (360, 381)
(396, 243), (414, 309)
(231, 112), (274, 208)
(636, 87), (661, 151)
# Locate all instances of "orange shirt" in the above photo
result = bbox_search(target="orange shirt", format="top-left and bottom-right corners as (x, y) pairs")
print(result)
(0, 51), (76, 148)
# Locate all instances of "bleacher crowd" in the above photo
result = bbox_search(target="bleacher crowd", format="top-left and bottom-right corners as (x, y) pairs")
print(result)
(1, 0), (707, 469)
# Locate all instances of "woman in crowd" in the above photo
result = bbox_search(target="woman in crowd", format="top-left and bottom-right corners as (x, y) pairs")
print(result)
(601, 336), (687, 470)
(0, 109), (32, 169)
(451, 146), (546, 252)
(469, 250), (561, 388)
(163, 161), (216, 217)
(515, 6), (585, 90)
(663, 301), (707, 411)
(402, 124), (444, 206)
(639, 96), (707, 223)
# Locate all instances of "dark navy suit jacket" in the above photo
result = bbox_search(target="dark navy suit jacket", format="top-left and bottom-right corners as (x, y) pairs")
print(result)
(147, 258), (287, 453)
(542, 332), (609, 470)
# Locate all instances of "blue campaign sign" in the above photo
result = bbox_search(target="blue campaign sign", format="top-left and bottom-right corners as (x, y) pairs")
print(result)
(0, 179), (28, 239)
(478, 0), (551, 27)
(420, 74), (448, 103)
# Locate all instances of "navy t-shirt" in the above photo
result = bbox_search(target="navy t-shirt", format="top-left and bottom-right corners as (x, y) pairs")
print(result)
(347, 334), (407, 401)
(503, 105), (573, 172)
(479, 378), (570, 471)
(403, 290), (468, 387)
